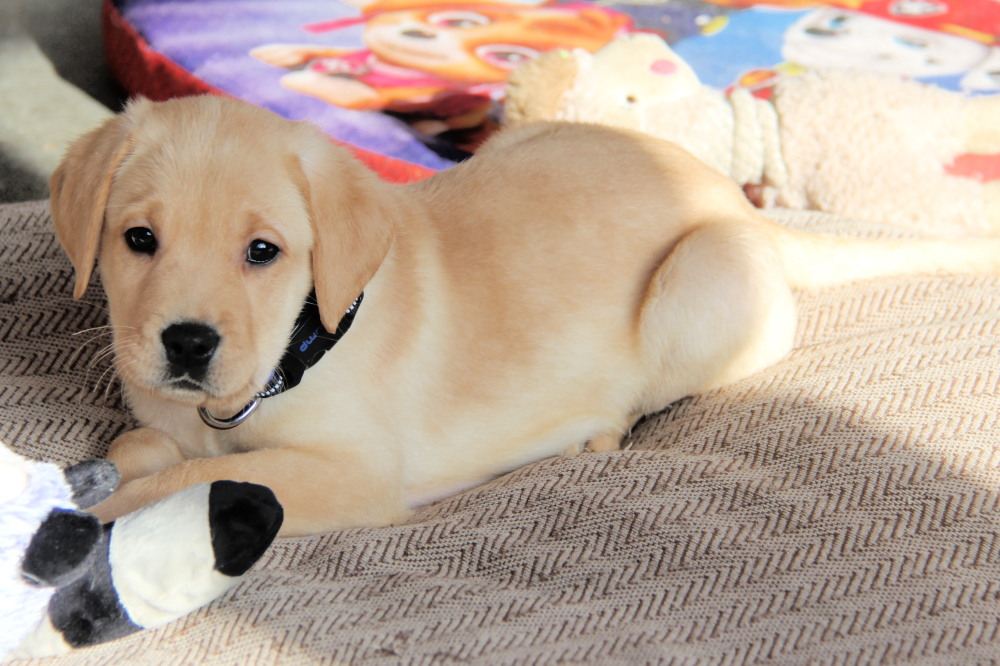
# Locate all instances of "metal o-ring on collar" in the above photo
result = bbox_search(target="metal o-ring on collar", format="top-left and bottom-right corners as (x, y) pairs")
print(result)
(198, 372), (284, 430)
(198, 398), (261, 430)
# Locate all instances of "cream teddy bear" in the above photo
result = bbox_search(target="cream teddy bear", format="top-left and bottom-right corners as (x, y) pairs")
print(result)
(505, 34), (1000, 236)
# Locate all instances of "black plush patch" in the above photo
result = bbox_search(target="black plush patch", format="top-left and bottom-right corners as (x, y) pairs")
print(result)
(208, 481), (283, 577)
(47, 524), (141, 647)
(63, 460), (121, 509)
(22, 509), (102, 588)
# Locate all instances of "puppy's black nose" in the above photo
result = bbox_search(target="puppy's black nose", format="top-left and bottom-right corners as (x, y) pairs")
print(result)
(161, 322), (220, 380)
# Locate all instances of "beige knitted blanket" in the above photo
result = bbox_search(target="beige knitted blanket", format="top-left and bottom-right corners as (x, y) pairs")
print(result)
(3, 199), (999, 664)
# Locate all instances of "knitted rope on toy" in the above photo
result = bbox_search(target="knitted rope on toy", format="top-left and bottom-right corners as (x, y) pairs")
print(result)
(729, 88), (788, 189)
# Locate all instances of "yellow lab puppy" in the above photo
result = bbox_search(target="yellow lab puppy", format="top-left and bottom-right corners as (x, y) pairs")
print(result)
(50, 96), (1000, 536)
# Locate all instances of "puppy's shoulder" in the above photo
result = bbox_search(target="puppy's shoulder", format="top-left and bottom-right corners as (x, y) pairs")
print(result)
(478, 121), (642, 157)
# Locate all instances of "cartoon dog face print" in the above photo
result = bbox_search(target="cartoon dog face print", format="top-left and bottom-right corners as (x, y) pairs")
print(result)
(251, 3), (632, 115)
(364, 5), (630, 82)
(782, 8), (990, 78)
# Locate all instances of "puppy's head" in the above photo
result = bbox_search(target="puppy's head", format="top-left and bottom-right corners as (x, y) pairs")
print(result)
(50, 96), (397, 413)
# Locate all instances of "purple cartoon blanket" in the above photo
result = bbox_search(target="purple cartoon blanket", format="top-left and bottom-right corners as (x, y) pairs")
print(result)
(105, 0), (998, 179)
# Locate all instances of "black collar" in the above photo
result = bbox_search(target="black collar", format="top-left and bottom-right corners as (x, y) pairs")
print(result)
(198, 292), (362, 430)
(272, 291), (362, 394)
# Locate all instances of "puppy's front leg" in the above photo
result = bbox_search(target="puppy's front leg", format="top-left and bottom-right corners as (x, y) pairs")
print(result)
(90, 447), (408, 536)
(105, 427), (187, 484)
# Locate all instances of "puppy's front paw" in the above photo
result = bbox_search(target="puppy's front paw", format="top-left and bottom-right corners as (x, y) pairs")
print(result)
(105, 428), (185, 484)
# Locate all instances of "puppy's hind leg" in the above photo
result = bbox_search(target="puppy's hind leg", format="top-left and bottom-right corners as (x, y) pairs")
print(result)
(634, 224), (798, 415)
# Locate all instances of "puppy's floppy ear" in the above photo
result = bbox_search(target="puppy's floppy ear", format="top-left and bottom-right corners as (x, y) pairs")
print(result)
(49, 101), (145, 299)
(292, 135), (400, 331)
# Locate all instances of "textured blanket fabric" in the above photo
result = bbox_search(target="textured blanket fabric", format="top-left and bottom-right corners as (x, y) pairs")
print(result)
(3, 199), (999, 664)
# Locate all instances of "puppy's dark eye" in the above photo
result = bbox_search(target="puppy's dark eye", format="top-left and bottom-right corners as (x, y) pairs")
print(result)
(246, 240), (280, 265)
(124, 227), (157, 255)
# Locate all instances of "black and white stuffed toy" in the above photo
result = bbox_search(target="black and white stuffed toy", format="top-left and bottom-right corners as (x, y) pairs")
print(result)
(1, 442), (283, 659)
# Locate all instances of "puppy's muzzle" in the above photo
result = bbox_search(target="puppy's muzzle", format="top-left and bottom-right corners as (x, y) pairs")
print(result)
(161, 322), (220, 382)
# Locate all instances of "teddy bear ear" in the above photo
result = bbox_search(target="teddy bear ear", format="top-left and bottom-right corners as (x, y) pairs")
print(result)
(505, 49), (583, 124)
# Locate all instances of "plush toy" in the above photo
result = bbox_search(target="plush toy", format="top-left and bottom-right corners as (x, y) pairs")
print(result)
(1, 441), (283, 660)
(504, 33), (1000, 237)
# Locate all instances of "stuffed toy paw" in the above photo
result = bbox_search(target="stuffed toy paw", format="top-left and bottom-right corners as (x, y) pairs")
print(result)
(1, 443), (283, 660)
(505, 34), (1000, 237)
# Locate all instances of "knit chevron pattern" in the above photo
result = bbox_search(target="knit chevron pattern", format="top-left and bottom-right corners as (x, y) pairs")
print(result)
(3, 200), (999, 664)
